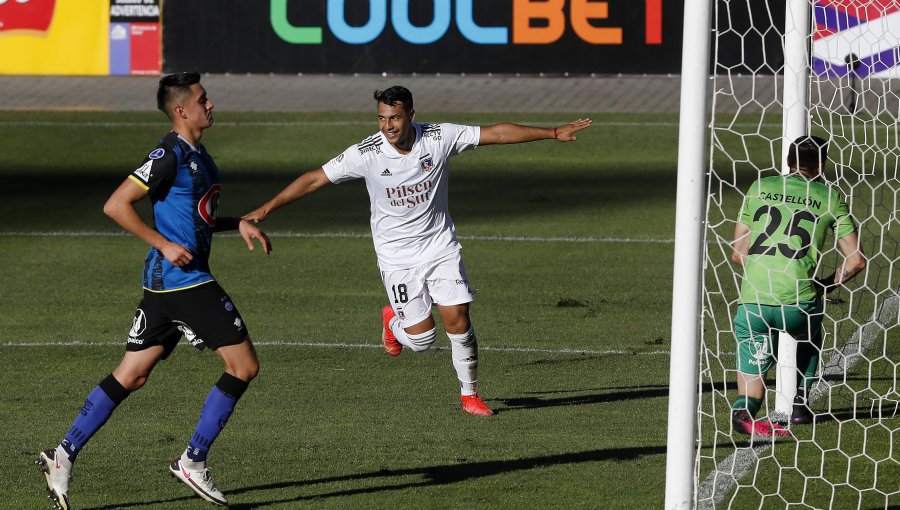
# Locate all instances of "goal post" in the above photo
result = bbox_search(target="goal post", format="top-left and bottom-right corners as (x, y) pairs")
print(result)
(664, 0), (713, 507)
(774, 0), (813, 419)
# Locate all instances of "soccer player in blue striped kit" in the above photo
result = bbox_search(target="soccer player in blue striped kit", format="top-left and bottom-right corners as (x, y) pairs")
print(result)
(37, 73), (271, 509)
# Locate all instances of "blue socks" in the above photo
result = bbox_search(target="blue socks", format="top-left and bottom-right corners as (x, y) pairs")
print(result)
(61, 374), (131, 463)
(185, 373), (249, 463)
(58, 372), (249, 466)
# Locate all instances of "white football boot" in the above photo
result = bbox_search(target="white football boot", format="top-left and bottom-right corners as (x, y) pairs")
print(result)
(36, 448), (71, 510)
(169, 457), (228, 506)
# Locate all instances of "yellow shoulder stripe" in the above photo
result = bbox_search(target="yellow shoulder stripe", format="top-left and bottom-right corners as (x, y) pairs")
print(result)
(128, 175), (149, 190)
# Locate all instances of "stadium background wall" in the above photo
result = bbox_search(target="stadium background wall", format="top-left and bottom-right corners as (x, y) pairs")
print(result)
(161, 0), (782, 75)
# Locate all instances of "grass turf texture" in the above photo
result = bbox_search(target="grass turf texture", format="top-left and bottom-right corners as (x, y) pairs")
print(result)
(1, 110), (896, 508)
(0, 110), (676, 509)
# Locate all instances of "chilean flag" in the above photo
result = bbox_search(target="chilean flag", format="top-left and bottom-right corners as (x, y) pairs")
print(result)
(813, 1), (900, 77)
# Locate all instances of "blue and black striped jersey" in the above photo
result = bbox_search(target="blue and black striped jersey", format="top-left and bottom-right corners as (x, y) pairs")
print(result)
(129, 132), (221, 292)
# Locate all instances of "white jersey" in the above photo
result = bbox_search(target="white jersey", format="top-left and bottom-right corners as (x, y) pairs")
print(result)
(322, 122), (480, 270)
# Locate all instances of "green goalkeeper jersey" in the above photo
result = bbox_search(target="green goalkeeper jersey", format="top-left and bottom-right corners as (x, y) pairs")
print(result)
(738, 174), (856, 305)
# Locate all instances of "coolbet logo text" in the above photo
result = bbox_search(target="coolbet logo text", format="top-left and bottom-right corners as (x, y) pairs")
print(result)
(272, 0), (662, 45)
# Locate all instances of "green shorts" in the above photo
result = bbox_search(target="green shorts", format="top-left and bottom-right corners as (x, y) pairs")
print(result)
(733, 299), (823, 378)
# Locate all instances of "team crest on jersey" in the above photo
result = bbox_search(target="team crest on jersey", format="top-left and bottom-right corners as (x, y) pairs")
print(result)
(133, 160), (153, 183)
(198, 183), (221, 227)
(189, 161), (199, 174)
(148, 148), (165, 160)
(419, 156), (434, 173)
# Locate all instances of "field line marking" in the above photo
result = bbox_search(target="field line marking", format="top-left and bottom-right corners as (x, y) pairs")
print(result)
(1, 340), (670, 356)
(696, 292), (899, 509)
(0, 231), (675, 244)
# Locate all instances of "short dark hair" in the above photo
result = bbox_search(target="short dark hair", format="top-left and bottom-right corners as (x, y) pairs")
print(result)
(786, 135), (828, 171)
(374, 86), (413, 113)
(157, 72), (201, 118)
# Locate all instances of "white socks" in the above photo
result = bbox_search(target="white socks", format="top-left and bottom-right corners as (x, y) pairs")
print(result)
(390, 318), (480, 396)
(390, 317), (436, 352)
(180, 449), (205, 470)
(447, 327), (478, 396)
(54, 445), (73, 471)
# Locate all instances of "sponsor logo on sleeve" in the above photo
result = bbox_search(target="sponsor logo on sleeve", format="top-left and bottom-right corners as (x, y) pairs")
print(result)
(148, 148), (165, 159)
(133, 160), (153, 182)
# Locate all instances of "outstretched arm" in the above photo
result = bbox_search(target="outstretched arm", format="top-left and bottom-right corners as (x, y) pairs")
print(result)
(103, 178), (195, 267)
(243, 167), (331, 223)
(479, 118), (592, 146)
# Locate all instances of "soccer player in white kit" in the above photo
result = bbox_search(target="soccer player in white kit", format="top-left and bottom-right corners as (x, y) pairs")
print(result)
(244, 86), (591, 416)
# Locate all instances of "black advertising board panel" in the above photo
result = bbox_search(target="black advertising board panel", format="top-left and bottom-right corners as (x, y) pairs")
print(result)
(162, 0), (686, 75)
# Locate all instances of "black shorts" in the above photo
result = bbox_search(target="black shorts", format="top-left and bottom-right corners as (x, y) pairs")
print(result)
(126, 281), (249, 358)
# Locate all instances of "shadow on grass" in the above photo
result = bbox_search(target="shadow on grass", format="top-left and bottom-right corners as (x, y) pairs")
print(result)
(0, 163), (674, 233)
(227, 445), (667, 508)
(496, 382), (735, 412)
(81, 446), (666, 509)
(497, 386), (669, 410)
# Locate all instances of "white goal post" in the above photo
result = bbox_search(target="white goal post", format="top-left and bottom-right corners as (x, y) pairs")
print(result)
(664, 0), (712, 507)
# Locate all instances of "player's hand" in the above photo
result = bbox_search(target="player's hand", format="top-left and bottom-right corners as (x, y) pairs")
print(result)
(238, 219), (272, 254)
(242, 206), (270, 224)
(555, 118), (593, 142)
(160, 241), (194, 268)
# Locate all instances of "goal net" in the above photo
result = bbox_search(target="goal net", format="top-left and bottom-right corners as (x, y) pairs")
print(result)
(696, 1), (900, 508)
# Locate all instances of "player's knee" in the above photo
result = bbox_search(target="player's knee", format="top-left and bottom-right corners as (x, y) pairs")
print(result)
(242, 363), (259, 382)
(234, 361), (259, 382)
(447, 327), (476, 347)
(442, 315), (471, 334)
(406, 328), (437, 352)
(117, 374), (149, 392)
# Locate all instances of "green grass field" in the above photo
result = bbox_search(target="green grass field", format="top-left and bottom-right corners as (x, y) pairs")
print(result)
(1, 109), (896, 509)
(0, 110), (678, 509)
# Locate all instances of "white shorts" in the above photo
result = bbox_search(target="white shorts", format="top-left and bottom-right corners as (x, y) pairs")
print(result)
(381, 251), (475, 327)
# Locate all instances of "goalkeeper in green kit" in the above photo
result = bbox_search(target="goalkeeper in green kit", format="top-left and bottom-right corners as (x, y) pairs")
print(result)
(730, 135), (866, 437)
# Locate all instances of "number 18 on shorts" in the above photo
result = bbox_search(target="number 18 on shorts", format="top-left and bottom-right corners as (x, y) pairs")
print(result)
(380, 252), (474, 327)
